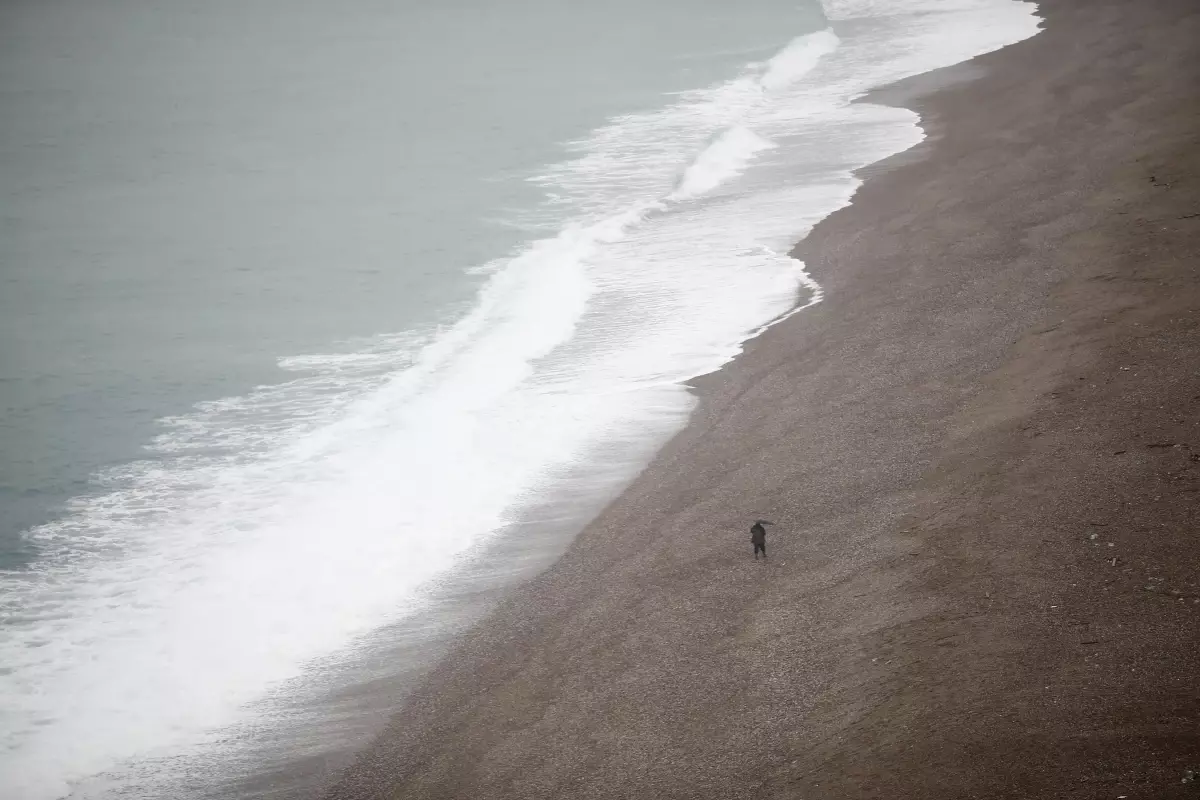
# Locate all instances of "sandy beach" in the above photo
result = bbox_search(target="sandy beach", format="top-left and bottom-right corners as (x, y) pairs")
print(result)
(325, 0), (1200, 797)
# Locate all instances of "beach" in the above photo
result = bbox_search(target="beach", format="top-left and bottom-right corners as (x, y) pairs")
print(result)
(8, 3), (1063, 795)
(324, 0), (1200, 797)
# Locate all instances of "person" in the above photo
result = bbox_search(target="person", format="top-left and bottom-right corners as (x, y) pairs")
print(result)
(750, 520), (773, 560)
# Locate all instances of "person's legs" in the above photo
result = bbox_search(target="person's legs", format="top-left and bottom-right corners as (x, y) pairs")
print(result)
(753, 542), (765, 559)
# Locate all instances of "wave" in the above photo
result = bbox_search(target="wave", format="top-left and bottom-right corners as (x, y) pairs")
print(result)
(762, 28), (841, 91)
(672, 126), (777, 200)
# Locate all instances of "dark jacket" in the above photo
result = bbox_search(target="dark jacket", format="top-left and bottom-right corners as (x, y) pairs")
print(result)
(750, 523), (767, 545)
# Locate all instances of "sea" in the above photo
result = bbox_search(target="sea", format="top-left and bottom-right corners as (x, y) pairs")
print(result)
(0, 1), (1041, 797)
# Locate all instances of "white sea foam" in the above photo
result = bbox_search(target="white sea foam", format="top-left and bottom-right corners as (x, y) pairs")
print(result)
(0, 2), (1041, 797)
(671, 126), (776, 200)
(761, 29), (841, 92)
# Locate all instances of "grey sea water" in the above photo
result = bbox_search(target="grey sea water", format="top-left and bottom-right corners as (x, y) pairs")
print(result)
(0, 0), (817, 561)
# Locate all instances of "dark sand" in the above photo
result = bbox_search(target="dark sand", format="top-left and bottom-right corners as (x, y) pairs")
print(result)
(327, 0), (1200, 797)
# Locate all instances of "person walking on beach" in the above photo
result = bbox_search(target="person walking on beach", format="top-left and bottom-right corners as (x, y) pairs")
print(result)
(750, 520), (773, 560)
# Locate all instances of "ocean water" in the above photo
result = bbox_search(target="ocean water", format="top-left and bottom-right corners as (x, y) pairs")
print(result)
(0, 0), (1041, 797)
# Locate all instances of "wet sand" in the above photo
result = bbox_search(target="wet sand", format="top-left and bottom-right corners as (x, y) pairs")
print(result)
(326, 0), (1200, 797)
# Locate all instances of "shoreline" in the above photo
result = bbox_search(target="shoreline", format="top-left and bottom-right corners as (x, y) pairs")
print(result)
(325, 1), (1200, 797)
